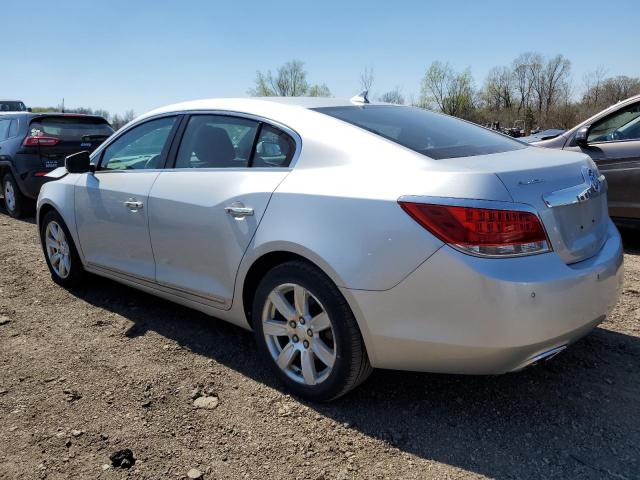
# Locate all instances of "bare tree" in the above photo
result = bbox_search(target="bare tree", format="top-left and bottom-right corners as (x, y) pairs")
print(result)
(360, 65), (375, 92)
(582, 66), (608, 110)
(542, 54), (571, 118)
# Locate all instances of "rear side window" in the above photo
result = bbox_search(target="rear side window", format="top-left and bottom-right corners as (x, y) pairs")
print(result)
(314, 105), (525, 160)
(251, 124), (296, 167)
(175, 115), (259, 168)
(29, 116), (114, 142)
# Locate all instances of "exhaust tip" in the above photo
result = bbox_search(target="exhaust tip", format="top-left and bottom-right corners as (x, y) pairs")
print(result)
(514, 345), (568, 371)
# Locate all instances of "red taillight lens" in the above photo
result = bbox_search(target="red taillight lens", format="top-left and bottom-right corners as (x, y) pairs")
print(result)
(23, 136), (60, 147)
(399, 202), (550, 257)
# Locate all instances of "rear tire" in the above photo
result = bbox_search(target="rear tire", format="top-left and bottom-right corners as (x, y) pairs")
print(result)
(3, 173), (33, 219)
(39, 210), (85, 287)
(252, 260), (372, 402)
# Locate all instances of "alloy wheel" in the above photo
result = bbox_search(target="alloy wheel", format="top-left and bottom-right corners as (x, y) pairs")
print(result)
(262, 283), (337, 385)
(44, 221), (71, 279)
(3, 180), (15, 212)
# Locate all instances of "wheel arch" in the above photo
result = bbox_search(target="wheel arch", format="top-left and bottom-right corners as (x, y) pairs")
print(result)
(238, 245), (376, 364)
(241, 250), (323, 328)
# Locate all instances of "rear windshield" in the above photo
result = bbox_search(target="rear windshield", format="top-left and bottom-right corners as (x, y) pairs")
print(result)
(29, 116), (114, 141)
(313, 105), (525, 160)
(0, 101), (27, 112)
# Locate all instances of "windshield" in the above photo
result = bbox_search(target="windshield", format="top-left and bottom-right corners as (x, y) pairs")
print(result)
(313, 105), (525, 160)
(0, 101), (27, 112)
(29, 116), (114, 141)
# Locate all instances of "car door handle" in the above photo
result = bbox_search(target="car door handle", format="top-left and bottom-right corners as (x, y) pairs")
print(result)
(124, 199), (144, 210)
(225, 204), (254, 218)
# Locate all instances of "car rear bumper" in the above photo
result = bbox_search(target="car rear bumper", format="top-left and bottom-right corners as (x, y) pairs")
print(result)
(344, 220), (624, 373)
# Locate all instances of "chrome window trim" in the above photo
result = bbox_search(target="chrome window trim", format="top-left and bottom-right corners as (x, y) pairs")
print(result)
(90, 109), (302, 170)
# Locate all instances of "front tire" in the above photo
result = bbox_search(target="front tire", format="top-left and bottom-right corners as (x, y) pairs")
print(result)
(252, 260), (372, 401)
(3, 173), (33, 219)
(40, 210), (85, 287)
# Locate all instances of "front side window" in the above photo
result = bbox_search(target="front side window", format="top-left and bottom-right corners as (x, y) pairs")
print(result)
(175, 115), (259, 169)
(100, 116), (177, 170)
(588, 102), (640, 143)
(314, 105), (525, 160)
(251, 124), (296, 167)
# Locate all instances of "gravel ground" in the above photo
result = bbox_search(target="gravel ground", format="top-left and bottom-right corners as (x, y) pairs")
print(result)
(0, 206), (639, 480)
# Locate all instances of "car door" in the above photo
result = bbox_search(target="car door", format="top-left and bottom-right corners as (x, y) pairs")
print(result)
(565, 101), (640, 220)
(75, 115), (180, 280)
(148, 113), (297, 308)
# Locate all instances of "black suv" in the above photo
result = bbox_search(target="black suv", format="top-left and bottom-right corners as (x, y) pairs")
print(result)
(0, 113), (114, 217)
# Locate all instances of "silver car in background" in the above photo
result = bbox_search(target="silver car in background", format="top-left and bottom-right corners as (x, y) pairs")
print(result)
(36, 97), (623, 401)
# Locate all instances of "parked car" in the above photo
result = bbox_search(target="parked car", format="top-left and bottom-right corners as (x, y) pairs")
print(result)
(0, 112), (113, 217)
(519, 128), (565, 144)
(534, 95), (640, 226)
(0, 100), (29, 112)
(36, 97), (623, 401)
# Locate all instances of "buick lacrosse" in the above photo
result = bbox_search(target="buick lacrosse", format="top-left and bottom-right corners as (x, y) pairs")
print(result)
(36, 96), (623, 401)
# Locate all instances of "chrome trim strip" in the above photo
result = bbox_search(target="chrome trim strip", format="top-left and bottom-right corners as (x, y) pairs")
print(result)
(86, 262), (228, 308)
(543, 167), (607, 208)
(90, 109), (303, 170)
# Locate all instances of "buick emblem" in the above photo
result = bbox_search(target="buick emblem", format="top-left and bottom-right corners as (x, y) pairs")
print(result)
(577, 167), (605, 202)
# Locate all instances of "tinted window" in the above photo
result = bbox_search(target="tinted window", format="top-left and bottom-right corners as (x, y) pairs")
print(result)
(101, 116), (177, 170)
(251, 125), (295, 167)
(588, 102), (640, 142)
(0, 101), (26, 112)
(314, 105), (525, 160)
(175, 115), (258, 169)
(29, 116), (113, 141)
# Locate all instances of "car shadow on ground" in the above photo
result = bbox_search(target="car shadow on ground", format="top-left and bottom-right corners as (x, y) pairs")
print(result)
(620, 225), (640, 255)
(0, 200), (37, 225)
(68, 240), (640, 479)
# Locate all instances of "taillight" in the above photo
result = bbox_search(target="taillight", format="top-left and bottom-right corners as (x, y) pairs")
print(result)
(399, 202), (551, 257)
(23, 136), (60, 147)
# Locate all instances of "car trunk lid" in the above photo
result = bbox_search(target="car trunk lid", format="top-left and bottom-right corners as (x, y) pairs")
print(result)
(442, 147), (609, 264)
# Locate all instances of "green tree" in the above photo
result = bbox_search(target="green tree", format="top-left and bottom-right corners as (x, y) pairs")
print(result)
(420, 62), (475, 118)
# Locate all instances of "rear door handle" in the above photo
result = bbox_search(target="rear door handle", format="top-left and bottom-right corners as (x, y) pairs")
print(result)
(225, 203), (254, 218)
(124, 199), (144, 211)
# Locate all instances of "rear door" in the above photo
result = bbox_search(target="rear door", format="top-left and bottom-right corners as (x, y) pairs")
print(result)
(148, 114), (296, 308)
(27, 115), (114, 170)
(75, 116), (180, 280)
(564, 101), (640, 220)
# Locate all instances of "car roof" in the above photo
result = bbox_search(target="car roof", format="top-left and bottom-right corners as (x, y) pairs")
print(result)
(145, 96), (390, 117)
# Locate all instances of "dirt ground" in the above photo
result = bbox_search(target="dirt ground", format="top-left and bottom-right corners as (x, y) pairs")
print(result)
(0, 206), (639, 480)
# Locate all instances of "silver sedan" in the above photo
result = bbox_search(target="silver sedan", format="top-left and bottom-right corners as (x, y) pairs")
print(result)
(36, 96), (624, 401)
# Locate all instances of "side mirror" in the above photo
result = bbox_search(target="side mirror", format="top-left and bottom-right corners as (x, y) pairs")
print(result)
(65, 151), (93, 173)
(27, 107), (32, 112)
(574, 125), (590, 146)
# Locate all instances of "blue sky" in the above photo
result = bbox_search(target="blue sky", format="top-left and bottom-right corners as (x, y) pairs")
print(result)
(3, 0), (638, 115)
